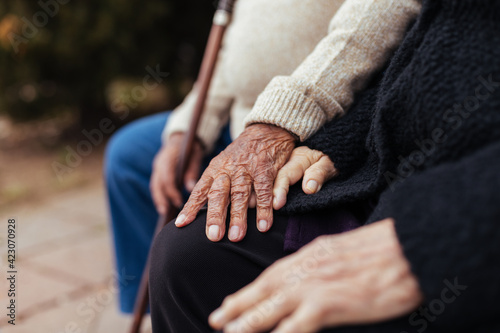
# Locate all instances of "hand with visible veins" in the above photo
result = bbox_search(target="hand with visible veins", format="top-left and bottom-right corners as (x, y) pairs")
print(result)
(175, 123), (297, 242)
(150, 132), (204, 213)
(209, 219), (423, 333)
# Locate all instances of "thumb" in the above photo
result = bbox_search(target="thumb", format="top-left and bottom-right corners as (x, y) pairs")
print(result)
(273, 152), (311, 210)
(302, 155), (337, 194)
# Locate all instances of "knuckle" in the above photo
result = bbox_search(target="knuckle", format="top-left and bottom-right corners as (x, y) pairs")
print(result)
(306, 152), (319, 165)
(193, 179), (211, 193)
(254, 179), (273, 193)
(253, 158), (275, 174)
(295, 146), (309, 154)
(255, 190), (273, 205)
(290, 147), (303, 159)
(280, 168), (296, 181)
(312, 235), (330, 248)
(307, 166), (327, 179)
(231, 187), (250, 202)
(312, 149), (325, 160)
(207, 189), (219, 200)
(208, 188), (227, 203)
(222, 295), (236, 308)
(257, 278), (273, 295)
(234, 172), (252, 186)
(229, 210), (245, 224)
(212, 174), (231, 189)
(206, 210), (226, 222)
(256, 202), (272, 213)
(190, 187), (208, 202)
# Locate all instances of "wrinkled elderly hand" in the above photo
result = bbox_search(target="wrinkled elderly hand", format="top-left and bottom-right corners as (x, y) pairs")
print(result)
(175, 124), (297, 242)
(273, 146), (338, 210)
(209, 218), (423, 333)
(150, 132), (204, 212)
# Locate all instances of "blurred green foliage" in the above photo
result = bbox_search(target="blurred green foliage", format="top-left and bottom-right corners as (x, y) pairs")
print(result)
(0, 0), (214, 129)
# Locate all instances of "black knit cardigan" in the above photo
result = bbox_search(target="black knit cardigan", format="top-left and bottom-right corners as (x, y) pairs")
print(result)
(283, 0), (500, 332)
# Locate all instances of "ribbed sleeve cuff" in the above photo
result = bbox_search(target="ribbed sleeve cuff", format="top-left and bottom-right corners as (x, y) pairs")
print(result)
(243, 89), (333, 142)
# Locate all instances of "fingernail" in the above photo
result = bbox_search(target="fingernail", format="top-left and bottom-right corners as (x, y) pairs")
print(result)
(258, 219), (268, 232)
(208, 225), (220, 241)
(175, 214), (186, 226)
(228, 226), (240, 241)
(306, 180), (318, 193)
(210, 309), (225, 326)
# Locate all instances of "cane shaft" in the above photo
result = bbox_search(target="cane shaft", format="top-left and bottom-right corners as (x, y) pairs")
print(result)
(176, 5), (234, 188)
(131, 1), (236, 332)
(129, 203), (178, 333)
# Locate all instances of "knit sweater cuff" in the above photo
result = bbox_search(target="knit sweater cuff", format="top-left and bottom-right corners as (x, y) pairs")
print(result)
(244, 89), (335, 142)
(303, 85), (377, 176)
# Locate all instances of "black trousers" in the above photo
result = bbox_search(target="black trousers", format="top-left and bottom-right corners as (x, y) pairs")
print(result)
(149, 208), (290, 332)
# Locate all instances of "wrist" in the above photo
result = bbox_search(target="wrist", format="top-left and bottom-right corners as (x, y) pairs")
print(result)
(246, 123), (298, 143)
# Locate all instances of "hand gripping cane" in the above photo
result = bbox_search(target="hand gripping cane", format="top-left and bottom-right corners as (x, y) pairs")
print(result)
(129, 1), (236, 332)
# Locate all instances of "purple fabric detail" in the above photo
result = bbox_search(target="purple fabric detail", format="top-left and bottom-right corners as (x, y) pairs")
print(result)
(283, 202), (373, 253)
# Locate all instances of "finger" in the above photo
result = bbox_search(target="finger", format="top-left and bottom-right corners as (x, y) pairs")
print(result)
(228, 175), (252, 242)
(249, 191), (257, 209)
(209, 279), (272, 330)
(175, 174), (212, 227)
(151, 152), (184, 210)
(224, 292), (294, 333)
(272, 302), (325, 333)
(206, 173), (231, 242)
(272, 153), (311, 210)
(302, 155), (337, 194)
(151, 164), (183, 211)
(150, 172), (168, 215)
(184, 143), (204, 192)
(162, 175), (184, 208)
(254, 173), (274, 232)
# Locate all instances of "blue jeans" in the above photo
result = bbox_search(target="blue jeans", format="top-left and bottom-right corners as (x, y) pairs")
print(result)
(104, 111), (231, 313)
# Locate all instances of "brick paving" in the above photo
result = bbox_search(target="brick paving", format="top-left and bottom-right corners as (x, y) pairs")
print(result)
(0, 180), (152, 333)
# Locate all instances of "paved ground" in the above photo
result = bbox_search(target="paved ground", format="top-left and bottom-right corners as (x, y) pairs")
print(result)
(0, 180), (152, 333)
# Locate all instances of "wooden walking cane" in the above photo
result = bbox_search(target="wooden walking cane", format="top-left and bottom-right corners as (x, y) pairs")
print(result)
(129, 1), (236, 332)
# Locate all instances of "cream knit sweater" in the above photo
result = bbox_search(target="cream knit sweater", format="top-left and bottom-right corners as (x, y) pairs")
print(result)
(164, 0), (422, 151)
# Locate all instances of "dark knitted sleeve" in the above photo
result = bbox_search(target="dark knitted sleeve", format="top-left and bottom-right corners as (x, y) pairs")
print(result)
(372, 141), (500, 330)
(302, 85), (377, 177)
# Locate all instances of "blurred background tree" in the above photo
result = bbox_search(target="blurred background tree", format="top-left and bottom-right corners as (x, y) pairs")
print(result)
(0, 0), (214, 138)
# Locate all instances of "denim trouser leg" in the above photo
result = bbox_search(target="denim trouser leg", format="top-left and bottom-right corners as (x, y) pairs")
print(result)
(105, 112), (169, 313)
(104, 111), (231, 313)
